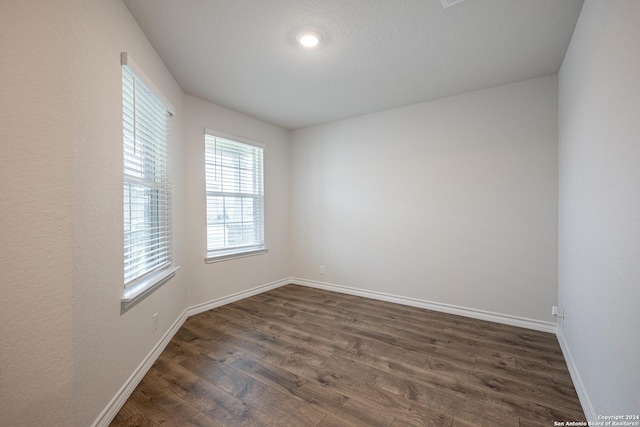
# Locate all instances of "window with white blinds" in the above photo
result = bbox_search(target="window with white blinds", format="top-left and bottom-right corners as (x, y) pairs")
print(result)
(205, 132), (265, 260)
(122, 60), (172, 287)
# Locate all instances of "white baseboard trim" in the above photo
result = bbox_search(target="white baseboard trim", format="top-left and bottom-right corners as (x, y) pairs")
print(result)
(91, 309), (189, 427)
(92, 277), (290, 427)
(556, 328), (597, 421)
(95, 276), (560, 426)
(291, 278), (557, 333)
(186, 278), (290, 317)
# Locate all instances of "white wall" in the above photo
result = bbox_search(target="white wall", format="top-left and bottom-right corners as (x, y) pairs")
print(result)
(70, 1), (189, 425)
(13, 0), (640, 423)
(0, 1), (75, 425)
(1, 0), (291, 424)
(558, 0), (640, 418)
(1, 0), (188, 425)
(291, 75), (559, 323)
(183, 95), (290, 306)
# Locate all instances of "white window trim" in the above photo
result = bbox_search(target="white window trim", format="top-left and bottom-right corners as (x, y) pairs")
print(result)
(203, 128), (267, 263)
(205, 247), (268, 264)
(204, 128), (264, 149)
(121, 52), (178, 312)
(121, 52), (175, 115)
(121, 266), (180, 311)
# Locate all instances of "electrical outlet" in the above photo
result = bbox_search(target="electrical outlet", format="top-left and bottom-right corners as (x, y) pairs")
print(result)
(552, 306), (566, 328)
(152, 312), (158, 332)
(319, 265), (326, 275)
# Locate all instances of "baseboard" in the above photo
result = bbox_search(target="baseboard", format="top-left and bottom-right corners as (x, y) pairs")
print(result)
(94, 276), (558, 426)
(291, 278), (557, 333)
(556, 328), (597, 421)
(91, 308), (189, 427)
(92, 277), (290, 427)
(186, 278), (290, 317)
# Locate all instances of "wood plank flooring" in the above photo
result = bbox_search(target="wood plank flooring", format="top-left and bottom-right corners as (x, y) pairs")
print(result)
(110, 284), (585, 427)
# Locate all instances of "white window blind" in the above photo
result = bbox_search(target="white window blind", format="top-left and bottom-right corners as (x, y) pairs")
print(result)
(205, 133), (264, 259)
(122, 61), (172, 287)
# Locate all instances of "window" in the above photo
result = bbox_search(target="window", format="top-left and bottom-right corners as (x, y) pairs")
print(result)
(122, 52), (177, 307)
(204, 131), (265, 261)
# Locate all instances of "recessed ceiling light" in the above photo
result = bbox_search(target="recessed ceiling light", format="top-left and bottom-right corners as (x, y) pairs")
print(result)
(296, 31), (321, 49)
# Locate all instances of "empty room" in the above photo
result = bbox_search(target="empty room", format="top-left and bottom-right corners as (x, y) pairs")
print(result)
(1, 0), (639, 426)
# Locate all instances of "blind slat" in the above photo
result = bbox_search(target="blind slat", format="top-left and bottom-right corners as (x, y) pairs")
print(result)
(204, 134), (264, 255)
(123, 64), (172, 286)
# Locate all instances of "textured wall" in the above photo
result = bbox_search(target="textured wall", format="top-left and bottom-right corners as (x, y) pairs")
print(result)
(291, 75), (559, 322)
(0, 1), (76, 425)
(558, 0), (640, 417)
(70, 0), (187, 425)
(1, 1), (289, 424)
(182, 95), (291, 307)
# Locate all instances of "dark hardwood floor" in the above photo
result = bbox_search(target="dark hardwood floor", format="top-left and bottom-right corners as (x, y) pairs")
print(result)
(110, 284), (585, 427)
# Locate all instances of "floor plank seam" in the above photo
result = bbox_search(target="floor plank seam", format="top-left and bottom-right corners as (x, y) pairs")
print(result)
(110, 284), (586, 427)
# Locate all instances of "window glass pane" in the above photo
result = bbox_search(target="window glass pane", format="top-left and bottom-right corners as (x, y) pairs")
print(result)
(205, 133), (264, 256)
(123, 64), (171, 286)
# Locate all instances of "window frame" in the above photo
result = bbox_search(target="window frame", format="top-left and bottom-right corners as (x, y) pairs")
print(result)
(204, 129), (267, 263)
(121, 52), (178, 311)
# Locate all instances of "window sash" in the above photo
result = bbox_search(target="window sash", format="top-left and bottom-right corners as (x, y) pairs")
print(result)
(123, 63), (172, 287)
(204, 133), (264, 257)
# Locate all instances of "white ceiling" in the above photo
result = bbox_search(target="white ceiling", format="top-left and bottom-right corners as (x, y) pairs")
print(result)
(124, 0), (584, 130)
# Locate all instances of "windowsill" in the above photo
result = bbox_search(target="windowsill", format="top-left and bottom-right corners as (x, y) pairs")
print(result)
(121, 265), (180, 313)
(205, 247), (268, 264)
